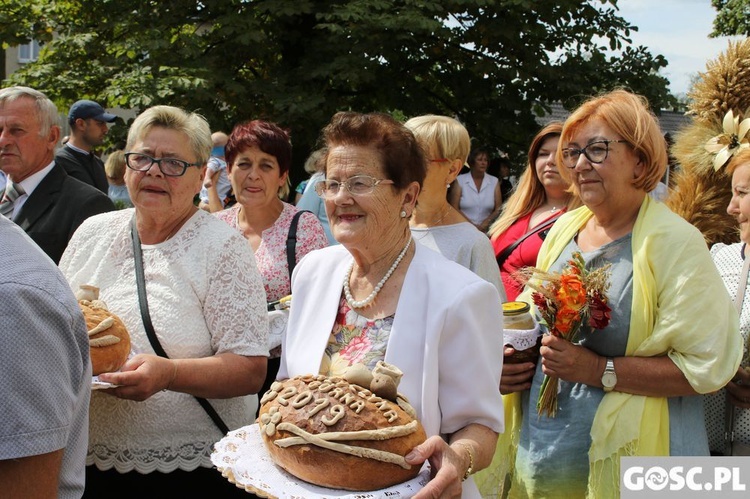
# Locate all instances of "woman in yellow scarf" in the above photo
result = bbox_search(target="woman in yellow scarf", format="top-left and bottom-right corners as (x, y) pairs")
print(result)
(504, 90), (742, 498)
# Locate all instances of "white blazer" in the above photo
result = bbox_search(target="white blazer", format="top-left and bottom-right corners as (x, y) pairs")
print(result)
(280, 242), (505, 498)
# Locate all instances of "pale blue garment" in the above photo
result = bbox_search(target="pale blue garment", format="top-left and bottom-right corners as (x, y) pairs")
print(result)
(514, 235), (708, 498)
(297, 172), (336, 245)
(198, 156), (231, 206)
(108, 183), (132, 207)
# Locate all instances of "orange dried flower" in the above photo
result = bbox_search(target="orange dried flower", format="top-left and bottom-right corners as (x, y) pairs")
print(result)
(511, 251), (612, 417)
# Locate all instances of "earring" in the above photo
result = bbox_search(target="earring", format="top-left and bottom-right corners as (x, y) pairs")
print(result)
(446, 183), (451, 188)
(400, 210), (407, 218)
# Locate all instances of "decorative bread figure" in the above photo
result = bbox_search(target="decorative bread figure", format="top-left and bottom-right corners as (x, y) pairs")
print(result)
(258, 361), (427, 491)
(76, 285), (131, 375)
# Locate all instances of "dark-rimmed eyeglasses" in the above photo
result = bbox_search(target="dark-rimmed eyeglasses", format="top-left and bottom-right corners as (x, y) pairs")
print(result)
(124, 152), (202, 177)
(561, 140), (628, 168)
(314, 175), (395, 199)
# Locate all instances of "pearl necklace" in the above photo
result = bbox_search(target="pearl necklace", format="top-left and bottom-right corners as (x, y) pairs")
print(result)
(344, 238), (412, 309)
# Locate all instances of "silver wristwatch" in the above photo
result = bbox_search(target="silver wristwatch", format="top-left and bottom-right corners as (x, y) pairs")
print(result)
(601, 357), (617, 392)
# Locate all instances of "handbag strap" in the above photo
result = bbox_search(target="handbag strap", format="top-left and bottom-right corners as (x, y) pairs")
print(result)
(286, 210), (309, 278)
(130, 215), (230, 435)
(496, 212), (562, 267)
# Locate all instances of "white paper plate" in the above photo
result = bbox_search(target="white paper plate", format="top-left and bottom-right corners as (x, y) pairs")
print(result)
(91, 376), (118, 390)
(89, 349), (138, 390)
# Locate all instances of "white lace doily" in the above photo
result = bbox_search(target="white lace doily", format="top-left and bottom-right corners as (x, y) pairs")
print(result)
(211, 424), (430, 498)
(503, 324), (541, 350)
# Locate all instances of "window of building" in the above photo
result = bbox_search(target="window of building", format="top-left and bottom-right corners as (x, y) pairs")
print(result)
(18, 41), (42, 63)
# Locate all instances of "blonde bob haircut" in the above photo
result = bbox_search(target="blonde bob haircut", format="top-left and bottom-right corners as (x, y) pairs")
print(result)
(404, 114), (471, 165)
(556, 89), (668, 193)
(104, 150), (126, 181)
(126, 105), (212, 166)
(726, 148), (750, 175)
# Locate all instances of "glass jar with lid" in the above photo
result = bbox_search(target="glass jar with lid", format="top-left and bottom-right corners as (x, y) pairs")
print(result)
(502, 301), (541, 364)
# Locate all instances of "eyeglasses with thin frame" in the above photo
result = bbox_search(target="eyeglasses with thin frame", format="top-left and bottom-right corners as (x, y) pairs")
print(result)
(314, 175), (395, 199)
(124, 152), (202, 177)
(561, 140), (628, 168)
(428, 158), (450, 163)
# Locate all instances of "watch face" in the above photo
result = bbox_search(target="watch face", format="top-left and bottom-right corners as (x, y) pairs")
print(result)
(602, 372), (617, 388)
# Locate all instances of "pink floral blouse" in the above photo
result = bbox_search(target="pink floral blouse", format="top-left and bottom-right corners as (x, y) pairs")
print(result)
(214, 202), (328, 302)
(320, 296), (394, 376)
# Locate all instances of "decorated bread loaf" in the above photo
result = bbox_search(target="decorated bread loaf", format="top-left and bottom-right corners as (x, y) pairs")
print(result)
(76, 285), (131, 376)
(258, 362), (426, 491)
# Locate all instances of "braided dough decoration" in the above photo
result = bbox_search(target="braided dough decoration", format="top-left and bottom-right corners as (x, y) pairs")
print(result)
(258, 371), (426, 491)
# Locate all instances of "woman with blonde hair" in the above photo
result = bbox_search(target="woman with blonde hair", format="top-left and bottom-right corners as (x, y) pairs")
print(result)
(489, 122), (579, 302)
(475, 122), (575, 497)
(60, 105), (269, 496)
(104, 150), (132, 207)
(405, 115), (504, 297)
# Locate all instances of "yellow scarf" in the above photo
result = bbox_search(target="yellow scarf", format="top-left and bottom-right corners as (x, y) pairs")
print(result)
(514, 195), (741, 498)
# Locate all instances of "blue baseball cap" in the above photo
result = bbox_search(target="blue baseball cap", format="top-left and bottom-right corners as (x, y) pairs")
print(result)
(68, 100), (117, 124)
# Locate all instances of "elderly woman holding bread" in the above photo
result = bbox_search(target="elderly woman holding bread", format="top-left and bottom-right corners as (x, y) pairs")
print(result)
(59, 105), (268, 497)
(278, 112), (504, 498)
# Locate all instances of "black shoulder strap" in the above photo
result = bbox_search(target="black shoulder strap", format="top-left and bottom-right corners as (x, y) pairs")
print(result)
(130, 215), (229, 434)
(286, 210), (310, 278)
(496, 212), (563, 267)
(131, 216), (167, 357)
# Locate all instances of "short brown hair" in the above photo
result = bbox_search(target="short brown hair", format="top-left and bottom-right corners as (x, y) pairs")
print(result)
(322, 112), (425, 190)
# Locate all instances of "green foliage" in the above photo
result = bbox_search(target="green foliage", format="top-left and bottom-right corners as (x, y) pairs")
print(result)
(2, 0), (675, 179)
(0, 0), (54, 48)
(711, 0), (750, 36)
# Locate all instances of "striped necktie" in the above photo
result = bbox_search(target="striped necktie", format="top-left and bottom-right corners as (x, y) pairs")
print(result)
(0, 182), (25, 218)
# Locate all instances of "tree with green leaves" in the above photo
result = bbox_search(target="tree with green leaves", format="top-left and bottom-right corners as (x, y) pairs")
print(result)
(711, 0), (750, 36)
(2, 0), (674, 179)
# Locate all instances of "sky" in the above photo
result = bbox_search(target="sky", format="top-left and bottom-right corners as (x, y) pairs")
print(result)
(616, 0), (744, 96)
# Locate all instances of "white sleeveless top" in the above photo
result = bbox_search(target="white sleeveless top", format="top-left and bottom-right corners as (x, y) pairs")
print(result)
(456, 172), (498, 225)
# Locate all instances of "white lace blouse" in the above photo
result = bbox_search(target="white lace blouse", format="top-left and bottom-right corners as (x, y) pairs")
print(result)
(59, 209), (269, 473)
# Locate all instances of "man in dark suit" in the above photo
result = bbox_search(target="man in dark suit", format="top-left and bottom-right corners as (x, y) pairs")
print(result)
(0, 86), (115, 263)
(54, 99), (117, 193)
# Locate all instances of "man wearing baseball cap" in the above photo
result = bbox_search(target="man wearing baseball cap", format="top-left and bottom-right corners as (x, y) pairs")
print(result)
(55, 99), (117, 193)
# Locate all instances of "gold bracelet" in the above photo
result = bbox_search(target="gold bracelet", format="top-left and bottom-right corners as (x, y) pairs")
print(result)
(455, 442), (475, 482)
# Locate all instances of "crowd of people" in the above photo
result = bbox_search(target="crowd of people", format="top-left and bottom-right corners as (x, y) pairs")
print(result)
(1, 82), (747, 499)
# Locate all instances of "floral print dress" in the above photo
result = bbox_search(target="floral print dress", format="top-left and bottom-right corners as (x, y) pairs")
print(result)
(319, 296), (394, 376)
